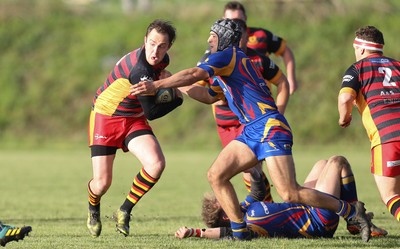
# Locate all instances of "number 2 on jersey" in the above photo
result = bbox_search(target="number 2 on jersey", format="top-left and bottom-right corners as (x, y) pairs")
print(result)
(379, 67), (396, 87)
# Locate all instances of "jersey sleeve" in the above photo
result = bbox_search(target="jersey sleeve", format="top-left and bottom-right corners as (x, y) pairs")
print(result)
(340, 65), (360, 98)
(248, 27), (286, 56)
(197, 49), (211, 65)
(138, 94), (183, 120)
(207, 76), (226, 100)
(261, 56), (282, 82)
(197, 48), (235, 78)
(129, 67), (152, 85)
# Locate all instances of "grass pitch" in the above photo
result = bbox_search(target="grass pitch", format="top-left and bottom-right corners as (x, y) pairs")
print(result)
(1, 144), (399, 248)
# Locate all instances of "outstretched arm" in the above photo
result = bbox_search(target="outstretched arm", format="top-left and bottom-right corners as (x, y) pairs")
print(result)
(178, 84), (220, 104)
(130, 67), (209, 96)
(175, 227), (226, 239)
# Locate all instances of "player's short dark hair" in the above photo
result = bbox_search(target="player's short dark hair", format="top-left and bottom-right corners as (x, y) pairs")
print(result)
(232, 18), (247, 33)
(146, 19), (176, 45)
(355, 26), (384, 45)
(224, 1), (247, 18)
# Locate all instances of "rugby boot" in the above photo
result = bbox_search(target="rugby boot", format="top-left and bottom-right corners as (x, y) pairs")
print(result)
(346, 201), (371, 242)
(113, 208), (131, 236)
(347, 212), (388, 237)
(0, 221), (32, 247)
(87, 209), (102, 237)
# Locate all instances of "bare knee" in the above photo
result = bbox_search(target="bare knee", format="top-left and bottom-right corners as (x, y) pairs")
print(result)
(327, 155), (349, 167)
(91, 177), (112, 196)
(143, 158), (166, 179)
(207, 167), (227, 188)
(278, 186), (301, 203)
(207, 168), (218, 187)
(280, 192), (301, 203)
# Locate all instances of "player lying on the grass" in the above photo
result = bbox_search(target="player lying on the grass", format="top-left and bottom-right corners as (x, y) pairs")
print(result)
(0, 221), (32, 247)
(175, 155), (387, 239)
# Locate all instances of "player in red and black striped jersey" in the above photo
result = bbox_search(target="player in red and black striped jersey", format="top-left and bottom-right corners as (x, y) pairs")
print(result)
(86, 19), (183, 238)
(223, 1), (298, 94)
(338, 25), (400, 223)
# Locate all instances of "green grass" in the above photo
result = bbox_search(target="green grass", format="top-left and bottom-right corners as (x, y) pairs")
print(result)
(1, 144), (399, 248)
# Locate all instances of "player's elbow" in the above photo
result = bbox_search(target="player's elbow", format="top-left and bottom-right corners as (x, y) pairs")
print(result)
(144, 110), (158, 120)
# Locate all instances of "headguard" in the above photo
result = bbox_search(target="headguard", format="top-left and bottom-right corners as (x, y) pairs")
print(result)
(210, 18), (242, 51)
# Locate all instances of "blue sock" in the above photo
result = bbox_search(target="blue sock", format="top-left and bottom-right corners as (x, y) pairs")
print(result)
(240, 195), (256, 213)
(230, 220), (251, 240)
(336, 200), (355, 219)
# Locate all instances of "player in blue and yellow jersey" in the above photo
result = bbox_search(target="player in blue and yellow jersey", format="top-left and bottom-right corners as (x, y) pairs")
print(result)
(196, 18), (289, 203)
(130, 18), (372, 242)
(174, 156), (387, 240)
(338, 26), (400, 223)
(86, 19), (183, 238)
(200, 1), (297, 203)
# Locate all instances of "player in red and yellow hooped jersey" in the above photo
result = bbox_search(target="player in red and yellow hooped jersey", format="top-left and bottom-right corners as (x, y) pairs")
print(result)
(131, 19), (372, 242)
(86, 19), (183, 238)
(338, 25), (400, 222)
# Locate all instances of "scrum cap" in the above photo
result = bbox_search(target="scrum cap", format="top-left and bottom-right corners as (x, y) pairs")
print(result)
(210, 18), (242, 51)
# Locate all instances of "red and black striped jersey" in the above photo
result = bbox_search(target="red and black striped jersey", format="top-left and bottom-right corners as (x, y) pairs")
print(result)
(247, 27), (286, 57)
(92, 47), (169, 117)
(340, 54), (400, 147)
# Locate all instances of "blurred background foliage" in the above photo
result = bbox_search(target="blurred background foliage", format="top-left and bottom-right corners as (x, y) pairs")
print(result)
(0, 0), (399, 149)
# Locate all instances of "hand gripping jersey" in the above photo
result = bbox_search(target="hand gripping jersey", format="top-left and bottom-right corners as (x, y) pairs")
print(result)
(340, 54), (400, 148)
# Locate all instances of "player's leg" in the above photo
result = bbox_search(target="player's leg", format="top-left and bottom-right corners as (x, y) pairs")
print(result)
(372, 142), (400, 222)
(87, 111), (119, 237)
(303, 159), (328, 188)
(87, 151), (116, 237)
(303, 156), (359, 206)
(265, 154), (371, 242)
(311, 156), (344, 198)
(242, 162), (274, 202)
(374, 175), (400, 221)
(218, 124), (274, 203)
(207, 139), (259, 240)
(114, 132), (165, 236)
(308, 156), (387, 237)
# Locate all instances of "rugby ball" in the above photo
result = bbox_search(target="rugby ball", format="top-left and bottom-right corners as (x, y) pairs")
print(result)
(155, 88), (176, 103)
